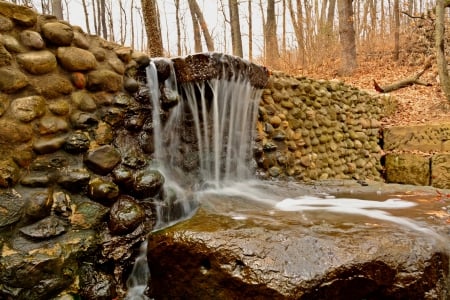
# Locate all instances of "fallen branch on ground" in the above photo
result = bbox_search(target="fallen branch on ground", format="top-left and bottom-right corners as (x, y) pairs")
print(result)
(373, 58), (433, 93)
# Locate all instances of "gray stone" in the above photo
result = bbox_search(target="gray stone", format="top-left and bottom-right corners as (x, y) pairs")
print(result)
(84, 145), (121, 175)
(0, 189), (25, 227)
(41, 22), (74, 46)
(38, 116), (69, 135)
(23, 189), (53, 221)
(20, 30), (45, 49)
(33, 135), (67, 154)
(56, 47), (97, 71)
(16, 50), (57, 74)
(19, 215), (67, 239)
(70, 111), (98, 129)
(71, 90), (97, 112)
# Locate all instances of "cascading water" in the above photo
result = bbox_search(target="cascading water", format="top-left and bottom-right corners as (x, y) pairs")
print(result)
(146, 56), (262, 229)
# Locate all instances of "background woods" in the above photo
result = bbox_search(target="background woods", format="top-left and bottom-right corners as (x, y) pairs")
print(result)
(4, 0), (449, 78)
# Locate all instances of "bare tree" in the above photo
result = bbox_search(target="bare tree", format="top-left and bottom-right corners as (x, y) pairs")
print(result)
(436, 0), (450, 100)
(188, 0), (215, 52)
(248, 0), (253, 61)
(229, 0), (243, 57)
(337, 0), (357, 75)
(81, 0), (91, 34)
(175, 0), (182, 56)
(287, 0), (305, 54)
(187, 0), (202, 52)
(141, 0), (164, 56)
(265, 0), (279, 66)
(51, 0), (63, 19)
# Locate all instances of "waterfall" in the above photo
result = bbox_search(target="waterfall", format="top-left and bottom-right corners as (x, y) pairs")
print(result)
(146, 57), (262, 229)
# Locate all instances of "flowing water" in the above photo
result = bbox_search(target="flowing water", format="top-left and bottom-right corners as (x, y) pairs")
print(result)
(126, 56), (449, 299)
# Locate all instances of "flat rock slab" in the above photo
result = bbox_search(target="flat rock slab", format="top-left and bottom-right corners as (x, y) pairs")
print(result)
(383, 122), (450, 152)
(148, 181), (450, 300)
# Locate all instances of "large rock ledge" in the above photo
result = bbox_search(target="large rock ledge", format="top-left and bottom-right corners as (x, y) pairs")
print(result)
(148, 182), (450, 300)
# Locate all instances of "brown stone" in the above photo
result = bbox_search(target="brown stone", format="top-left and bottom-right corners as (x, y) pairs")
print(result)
(0, 66), (29, 93)
(30, 73), (73, 99)
(16, 50), (57, 75)
(385, 153), (430, 186)
(57, 47), (97, 71)
(87, 69), (123, 92)
(41, 22), (74, 46)
(431, 154), (450, 189)
(383, 123), (450, 153)
(0, 1), (37, 26)
(11, 95), (46, 122)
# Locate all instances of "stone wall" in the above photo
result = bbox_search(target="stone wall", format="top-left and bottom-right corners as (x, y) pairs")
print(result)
(256, 72), (384, 181)
(384, 123), (450, 188)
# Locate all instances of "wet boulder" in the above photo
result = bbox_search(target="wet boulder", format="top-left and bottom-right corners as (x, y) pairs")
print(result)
(108, 195), (145, 235)
(132, 169), (164, 199)
(88, 177), (120, 204)
(84, 145), (122, 175)
(148, 182), (450, 300)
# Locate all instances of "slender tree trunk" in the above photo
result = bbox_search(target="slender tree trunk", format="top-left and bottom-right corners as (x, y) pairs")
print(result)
(229, 0), (243, 57)
(141, 0), (164, 56)
(265, 0), (279, 66)
(393, 0), (400, 60)
(51, 0), (63, 19)
(337, 0), (357, 75)
(248, 0), (253, 61)
(100, 0), (107, 39)
(81, 0), (91, 34)
(287, 0), (305, 53)
(436, 0), (450, 100)
(175, 0), (182, 56)
(130, 0), (135, 48)
(187, 0), (202, 52)
(191, 0), (215, 51)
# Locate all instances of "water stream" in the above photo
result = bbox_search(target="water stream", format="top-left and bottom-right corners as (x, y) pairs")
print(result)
(126, 56), (448, 299)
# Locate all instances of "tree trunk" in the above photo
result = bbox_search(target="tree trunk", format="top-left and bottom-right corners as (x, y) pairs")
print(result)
(175, 0), (182, 56)
(287, 0), (305, 53)
(99, 0), (107, 39)
(141, 0), (164, 57)
(248, 0), (253, 61)
(337, 0), (357, 75)
(191, 0), (215, 51)
(187, 0), (202, 53)
(436, 0), (450, 101)
(393, 0), (400, 60)
(81, 0), (91, 34)
(229, 0), (243, 57)
(51, 0), (63, 19)
(265, 0), (279, 66)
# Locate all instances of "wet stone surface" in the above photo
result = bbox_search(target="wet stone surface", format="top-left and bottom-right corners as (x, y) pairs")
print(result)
(148, 180), (450, 300)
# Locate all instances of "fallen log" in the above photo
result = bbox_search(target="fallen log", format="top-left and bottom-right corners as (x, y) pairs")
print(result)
(373, 59), (432, 93)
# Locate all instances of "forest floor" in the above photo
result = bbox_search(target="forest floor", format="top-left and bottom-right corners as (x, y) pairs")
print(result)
(302, 56), (450, 128)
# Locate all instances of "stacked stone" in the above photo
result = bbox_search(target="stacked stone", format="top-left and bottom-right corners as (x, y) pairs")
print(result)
(256, 72), (384, 181)
(0, 3), (165, 299)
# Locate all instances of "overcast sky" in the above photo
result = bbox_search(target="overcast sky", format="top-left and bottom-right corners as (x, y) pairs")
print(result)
(32, 0), (280, 59)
